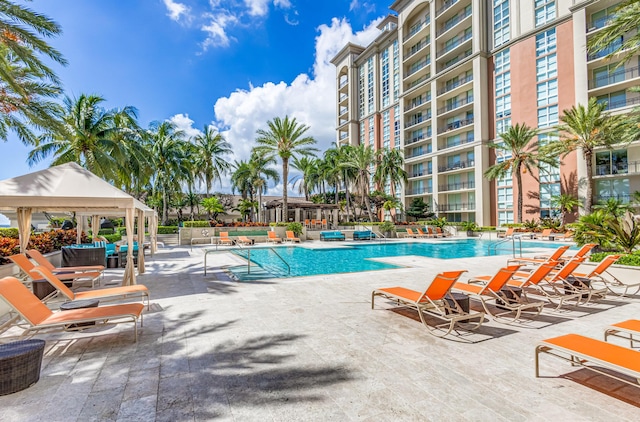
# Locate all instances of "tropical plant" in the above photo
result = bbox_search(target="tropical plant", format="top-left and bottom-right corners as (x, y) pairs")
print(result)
(485, 123), (556, 222)
(593, 197), (633, 217)
(234, 198), (258, 222)
(253, 116), (318, 220)
(550, 193), (581, 225)
(572, 210), (615, 248)
(375, 147), (408, 198)
(522, 219), (539, 230)
(201, 196), (225, 221)
(605, 211), (640, 254)
(286, 221), (303, 237)
(184, 191), (201, 220)
(382, 197), (402, 223)
(0, 1), (67, 143)
(543, 98), (630, 213)
(427, 216), (448, 229)
(378, 221), (395, 236)
(192, 125), (232, 195)
(406, 197), (433, 220)
(538, 217), (562, 230)
(587, 0), (640, 65)
(340, 144), (376, 222)
(291, 156), (319, 200)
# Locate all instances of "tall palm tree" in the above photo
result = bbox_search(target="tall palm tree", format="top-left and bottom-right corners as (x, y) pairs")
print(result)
(485, 123), (556, 223)
(107, 105), (147, 192)
(375, 147), (408, 216)
(253, 116), (317, 220)
(321, 146), (342, 204)
(192, 125), (232, 195)
(248, 152), (279, 223)
(550, 193), (581, 225)
(340, 144), (376, 222)
(291, 156), (319, 201)
(587, 1), (640, 65)
(231, 159), (253, 200)
(146, 120), (189, 224)
(28, 94), (123, 179)
(543, 98), (629, 213)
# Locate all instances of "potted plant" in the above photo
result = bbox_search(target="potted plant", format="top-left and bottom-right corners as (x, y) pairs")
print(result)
(379, 221), (396, 238)
(461, 221), (478, 237)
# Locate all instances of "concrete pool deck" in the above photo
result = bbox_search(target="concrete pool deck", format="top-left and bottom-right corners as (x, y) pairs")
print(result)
(1, 243), (639, 421)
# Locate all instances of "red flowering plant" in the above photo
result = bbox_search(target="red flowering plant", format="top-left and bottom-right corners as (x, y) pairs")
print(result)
(0, 229), (90, 265)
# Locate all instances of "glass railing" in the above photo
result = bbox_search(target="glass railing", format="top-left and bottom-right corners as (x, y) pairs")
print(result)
(437, 202), (475, 212)
(438, 74), (473, 95)
(437, 117), (474, 134)
(437, 96), (473, 115)
(589, 66), (639, 89)
(587, 15), (613, 32)
(436, 0), (460, 17)
(438, 181), (475, 191)
(438, 159), (474, 172)
(438, 136), (474, 150)
(436, 31), (472, 58)
(437, 7), (472, 37)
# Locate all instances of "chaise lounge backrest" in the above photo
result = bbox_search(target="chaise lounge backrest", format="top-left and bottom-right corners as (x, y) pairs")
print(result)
(0, 276), (52, 325)
(419, 270), (467, 303)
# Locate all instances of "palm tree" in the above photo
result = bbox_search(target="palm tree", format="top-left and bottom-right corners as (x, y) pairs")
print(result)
(146, 120), (189, 224)
(28, 94), (123, 179)
(192, 125), (232, 195)
(485, 123), (556, 223)
(340, 144), (376, 222)
(231, 159), (253, 200)
(253, 116), (317, 221)
(550, 193), (581, 225)
(587, 1), (640, 65)
(291, 156), (319, 200)
(185, 191), (200, 220)
(543, 98), (629, 213)
(375, 148), (408, 220)
(248, 152), (279, 223)
(107, 105), (147, 192)
(320, 147), (342, 204)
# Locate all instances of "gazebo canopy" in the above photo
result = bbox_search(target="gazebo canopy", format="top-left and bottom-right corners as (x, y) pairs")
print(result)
(0, 162), (157, 285)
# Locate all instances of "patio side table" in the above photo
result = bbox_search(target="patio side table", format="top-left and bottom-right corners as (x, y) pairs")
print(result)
(0, 339), (46, 395)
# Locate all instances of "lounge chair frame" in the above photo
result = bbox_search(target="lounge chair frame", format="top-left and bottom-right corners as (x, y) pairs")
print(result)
(0, 276), (144, 342)
(604, 319), (640, 348)
(372, 270), (485, 337)
(535, 334), (640, 388)
(9, 253), (102, 290)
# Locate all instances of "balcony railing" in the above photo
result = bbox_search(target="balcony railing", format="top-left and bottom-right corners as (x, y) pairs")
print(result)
(438, 181), (475, 191)
(587, 40), (622, 61)
(594, 160), (640, 176)
(339, 133), (348, 140)
(436, 0), (460, 18)
(439, 49), (473, 72)
(437, 96), (473, 115)
(410, 169), (432, 178)
(406, 133), (432, 145)
(438, 74), (473, 96)
(405, 57), (431, 78)
(407, 187), (433, 195)
(595, 194), (631, 203)
(437, 117), (474, 134)
(438, 159), (474, 172)
(589, 66), (640, 89)
(437, 202), (475, 212)
(405, 112), (432, 128)
(339, 107), (348, 116)
(406, 94), (432, 111)
(339, 79), (348, 89)
(405, 37), (430, 61)
(601, 96), (640, 111)
(437, 6), (472, 37)
(587, 15), (613, 33)
(436, 30), (472, 58)
(438, 136), (474, 150)
(339, 93), (348, 102)
(404, 15), (430, 41)
(407, 147), (432, 159)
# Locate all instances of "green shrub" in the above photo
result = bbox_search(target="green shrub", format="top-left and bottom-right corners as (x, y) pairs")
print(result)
(286, 222), (303, 236)
(98, 228), (114, 235)
(103, 233), (122, 243)
(379, 221), (395, 233)
(0, 228), (19, 238)
(590, 251), (640, 266)
(157, 226), (179, 234)
(183, 220), (211, 228)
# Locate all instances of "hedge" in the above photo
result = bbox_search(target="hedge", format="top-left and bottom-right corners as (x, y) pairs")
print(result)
(183, 221), (211, 228)
(0, 229), (89, 265)
(103, 233), (122, 243)
(0, 228), (19, 238)
(158, 226), (179, 234)
(590, 252), (640, 266)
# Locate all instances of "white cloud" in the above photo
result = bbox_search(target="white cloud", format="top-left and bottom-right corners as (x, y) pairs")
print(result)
(349, 0), (359, 11)
(201, 12), (238, 50)
(163, 0), (191, 22)
(349, 0), (377, 14)
(168, 113), (204, 140)
(244, 0), (271, 17)
(211, 17), (382, 194)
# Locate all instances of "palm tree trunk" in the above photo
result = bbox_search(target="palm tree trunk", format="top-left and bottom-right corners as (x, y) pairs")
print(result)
(282, 159), (289, 222)
(258, 190), (263, 223)
(162, 187), (169, 225)
(584, 151), (593, 214)
(516, 170), (523, 223)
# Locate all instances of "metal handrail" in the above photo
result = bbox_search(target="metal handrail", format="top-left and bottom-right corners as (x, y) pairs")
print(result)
(267, 248), (291, 275)
(487, 235), (522, 257)
(361, 224), (386, 242)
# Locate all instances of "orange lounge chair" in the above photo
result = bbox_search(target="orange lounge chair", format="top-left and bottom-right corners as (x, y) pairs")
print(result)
(556, 243), (597, 263)
(304, 219), (310, 228)
(535, 334), (640, 389)
(9, 254), (101, 289)
(218, 232), (233, 246)
(0, 276), (144, 342)
(416, 228), (433, 238)
(507, 245), (571, 267)
(555, 231), (574, 241)
(285, 231), (300, 243)
(321, 219), (328, 229)
(575, 255), (640, 297)
(497, 227), (514, 238)
(267, 231), (282, 243)
(454, 265), (545, 322)
(427, 227), (442, 238)
(31, 266), (150, 309)
(605, 319), (640, 348)
(27, 249), (105, 273)
(436, 227), (449, 237)
(404, 228), (418, 238)
(536, 229), (554, 240)
(372, 270), (485, 337)
(237, 236), (253, 246)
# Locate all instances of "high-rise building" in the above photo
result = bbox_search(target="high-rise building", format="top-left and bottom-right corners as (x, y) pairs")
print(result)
(331, 0), (639, 226)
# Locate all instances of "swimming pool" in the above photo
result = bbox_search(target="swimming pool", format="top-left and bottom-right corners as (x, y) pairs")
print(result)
(229, 239), (571, 279)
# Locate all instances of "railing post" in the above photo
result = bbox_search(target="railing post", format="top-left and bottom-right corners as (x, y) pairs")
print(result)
(247, 249), (251, 274)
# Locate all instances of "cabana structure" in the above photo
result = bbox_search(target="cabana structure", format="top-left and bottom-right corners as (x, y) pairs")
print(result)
(264, 197), (339, 226)
(0, 163), (157, 286)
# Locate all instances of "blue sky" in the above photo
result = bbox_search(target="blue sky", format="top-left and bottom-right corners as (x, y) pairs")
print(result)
(1, 0), (390, 189)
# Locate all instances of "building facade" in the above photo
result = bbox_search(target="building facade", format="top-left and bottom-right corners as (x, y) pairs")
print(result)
(331, 0), (640, 226)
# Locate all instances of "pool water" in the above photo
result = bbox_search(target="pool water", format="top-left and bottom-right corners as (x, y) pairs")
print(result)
(229, 239), (571, 279)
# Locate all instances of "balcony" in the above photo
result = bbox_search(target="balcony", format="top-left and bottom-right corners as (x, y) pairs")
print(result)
(339, 79), (348, 89)
(406, 187), (433, 195)
(338, 106), (348, 117)
(437, 96), (473, 115)
(404, 37), (430, 62)
(587, 15), (613, 33)
(593, 160), (640, 176)
(438, 49), (473, 73)
(409, 169), (432, 178)
(339, 93), (348, 103)
(437, 202), (475, 212)
(438, 181), (475, 192)
(438, 135), (474, 151)
(436, 30), (472, 59)
(587, 40), (622, 61)
(601, 95), (640, 111)
(404, 15), (430, 42)
(437, 73), (473, 96)
(438, 159), (474, 172)
(595, 194), (631, 203)
(436, 0), (460, 18)
(339, 132), (349, 140)
(436, 6), (472, 38)
(406, 147), (432, 159)
(404, 56), (431, 79)
(405, 94), (431, 112)
(405, 112), (432, 129)
(406, 132), (432, 145)
(437, 117), (474, 134)
(589, 66), (640, 90)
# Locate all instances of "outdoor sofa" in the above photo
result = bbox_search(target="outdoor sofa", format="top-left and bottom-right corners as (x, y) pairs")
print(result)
(353, 231), (376, 240)
(320, 231), (345, 241)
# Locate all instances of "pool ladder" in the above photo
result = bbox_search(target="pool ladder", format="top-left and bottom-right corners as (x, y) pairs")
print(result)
(488, 235), (523, 257)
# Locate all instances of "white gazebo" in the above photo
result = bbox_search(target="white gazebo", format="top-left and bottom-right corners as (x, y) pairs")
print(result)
(0, 162), (158, 286)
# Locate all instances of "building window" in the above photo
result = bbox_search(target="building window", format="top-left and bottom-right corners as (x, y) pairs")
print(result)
(498, 211), (514, 226)
(535, 29), (556, 56)
(596, 90), (628, 110)
(382, 110), (390, 149)
(368, 116), (374, 146)
(495, 72), (511, 97)
(536, 53), (557, 81)
(536, 80), (558, 106)
(393, 40), (400, 102)
(537, 105), (558, 128)
(595, 149), (628, 176)
(359, 121), (365, 144)
(358, 66), (365, 117)
(493, 0), (510, 47)
(497, 187), (513, 209)
(535, 0), (556, 27)
(393, 105), (400, 148)
(367, 57), (374, 114)
(381, 49), (390, 108)
(595, 179), (631, 203)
